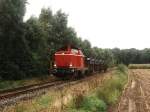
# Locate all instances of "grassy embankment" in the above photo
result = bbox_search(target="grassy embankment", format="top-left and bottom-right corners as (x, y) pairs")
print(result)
(129, 64), (150, 69)
(65, 64), (128, 112)
(0, 75), (55, 91)
(4, 65), (128, 112)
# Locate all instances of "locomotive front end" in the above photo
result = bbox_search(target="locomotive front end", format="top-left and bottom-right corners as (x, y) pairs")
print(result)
(52, 45), (85, 79)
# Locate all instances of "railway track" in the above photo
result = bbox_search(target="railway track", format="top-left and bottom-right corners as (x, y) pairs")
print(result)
(0, 80), (62, 99)
(0, 80), (66, 108)
(0, 78), (87, 108)
(0, 68), (113, 96)
(0, 76), (93, 107)
(0, 70), (112, 108)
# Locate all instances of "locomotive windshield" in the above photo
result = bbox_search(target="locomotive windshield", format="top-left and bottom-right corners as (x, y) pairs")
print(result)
(71, 49), (78, 54)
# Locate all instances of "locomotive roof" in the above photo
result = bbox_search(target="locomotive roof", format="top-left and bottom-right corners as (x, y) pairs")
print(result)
(58, 45), (80, 51)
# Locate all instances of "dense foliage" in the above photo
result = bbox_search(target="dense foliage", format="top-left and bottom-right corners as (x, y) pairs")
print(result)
(0, 0), (150, 80)
(0, 0), (34, 79)
(112, 48), (150, 65)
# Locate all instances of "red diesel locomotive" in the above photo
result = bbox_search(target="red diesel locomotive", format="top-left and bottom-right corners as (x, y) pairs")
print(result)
(52, 45), (107, 79)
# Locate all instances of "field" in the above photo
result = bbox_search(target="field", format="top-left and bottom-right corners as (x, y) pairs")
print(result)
(113, 68), (150, 112)
(128, 64), (150, 69)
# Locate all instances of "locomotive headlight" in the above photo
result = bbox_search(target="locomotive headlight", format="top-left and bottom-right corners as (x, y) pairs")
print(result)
(69, 63), (72, 67)
(54, 64), (57, 68)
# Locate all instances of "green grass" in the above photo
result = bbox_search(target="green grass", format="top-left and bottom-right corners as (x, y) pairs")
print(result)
(13, 92), (54, 112)
(66, 64), (128, 112)
(36, 94), (53, 108)
(128, 64), (150, 69)
(0, 80), (24, 90)
(0, 75), (52, 91)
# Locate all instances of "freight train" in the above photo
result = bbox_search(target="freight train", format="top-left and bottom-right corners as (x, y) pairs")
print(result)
(52, 45), (108, 79)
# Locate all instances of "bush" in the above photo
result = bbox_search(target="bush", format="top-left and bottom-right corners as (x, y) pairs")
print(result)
(97, 87), (120, 105)
(68, 95), (107, 112)
(80, 96), (107, 112)
(117, 64), (127, 74)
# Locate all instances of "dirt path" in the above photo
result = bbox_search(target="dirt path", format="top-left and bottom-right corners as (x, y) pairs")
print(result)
(116, 69), (150, 112)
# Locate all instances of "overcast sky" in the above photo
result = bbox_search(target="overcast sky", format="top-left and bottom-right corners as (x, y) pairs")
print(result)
(24, 0), (150, 49)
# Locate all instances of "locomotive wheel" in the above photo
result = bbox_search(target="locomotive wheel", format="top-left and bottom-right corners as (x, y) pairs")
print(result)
(65, 71), (78, 80)
(104, 68), (107, 72)
(71, 71), (78, 80)
(77, 71), (85, 79)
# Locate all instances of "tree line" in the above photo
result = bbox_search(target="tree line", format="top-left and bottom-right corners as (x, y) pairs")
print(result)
(0, 0), (150, 80)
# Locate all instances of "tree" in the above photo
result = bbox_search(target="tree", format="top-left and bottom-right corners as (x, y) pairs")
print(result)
(103, 49), (114, 67)
(81, 39), (92, 56)
(0, 0), (33, 79)
(25, 16), (48, 75)
(112, 48), (121, 64)
(51, 10), (68, 48)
